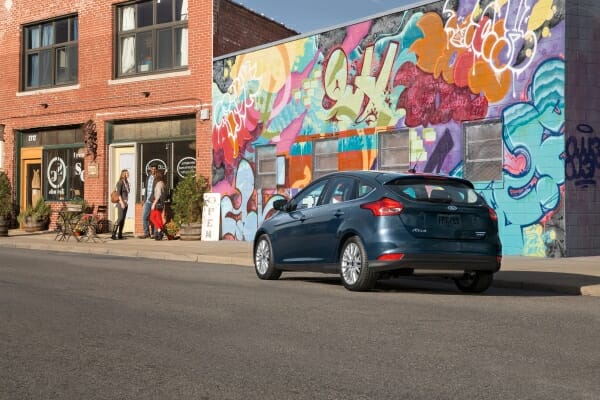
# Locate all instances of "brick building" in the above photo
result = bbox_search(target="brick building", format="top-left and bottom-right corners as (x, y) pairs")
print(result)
(0, 0), (296, 235)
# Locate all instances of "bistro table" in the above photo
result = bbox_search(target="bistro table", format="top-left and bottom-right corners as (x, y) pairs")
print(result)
(54, 204), (83, 242)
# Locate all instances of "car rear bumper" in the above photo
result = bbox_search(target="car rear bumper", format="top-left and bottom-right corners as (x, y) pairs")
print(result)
(369, 253), (501, 273)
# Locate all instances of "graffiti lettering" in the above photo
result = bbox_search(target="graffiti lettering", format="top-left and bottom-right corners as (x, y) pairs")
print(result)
(565, 124), (600, 188)
(323, 43), (400, 126)
(442, 0), (538, 76)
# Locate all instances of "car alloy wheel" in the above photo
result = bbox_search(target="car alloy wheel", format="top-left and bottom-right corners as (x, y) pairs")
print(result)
(340, 236), (377, 291)
(454, 271), (493, 293)
(254, 234), (281, 280)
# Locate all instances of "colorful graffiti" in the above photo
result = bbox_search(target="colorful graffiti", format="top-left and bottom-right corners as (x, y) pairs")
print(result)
(481, 58), (565, 256)
(213, 0), (566, 255)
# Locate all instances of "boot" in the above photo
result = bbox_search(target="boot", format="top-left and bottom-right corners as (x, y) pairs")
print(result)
(111, 225), (118, 240)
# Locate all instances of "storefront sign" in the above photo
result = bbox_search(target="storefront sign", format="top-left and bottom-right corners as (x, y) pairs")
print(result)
(145, 158), (168, 175)
(176, 156), (196, 178)
(88, 161), (98, 178)
(47, 156), (67, 194)
(201, 193), (221, 241)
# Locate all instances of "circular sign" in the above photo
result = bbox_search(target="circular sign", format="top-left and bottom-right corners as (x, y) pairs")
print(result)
(177, 157), (196, 178)
(145, 159), (168, 176)
(47, 157), (67, 189)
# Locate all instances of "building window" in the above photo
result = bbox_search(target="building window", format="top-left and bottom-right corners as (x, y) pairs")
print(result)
(43, 147), (85, 201)
(464, 120), (502, 181)
(138, 139), (196, 202)
(313, 139), (338, 179)
(117, 0), (188, 77)
(256, 145), (276, 189)
(379, 130), (409, 172)
(23, 15), (78, 90)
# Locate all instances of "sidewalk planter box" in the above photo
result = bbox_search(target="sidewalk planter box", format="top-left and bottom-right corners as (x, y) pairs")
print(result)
(179, 222), (202, 241)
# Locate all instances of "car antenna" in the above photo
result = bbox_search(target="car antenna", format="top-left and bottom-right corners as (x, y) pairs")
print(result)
(407, 151), (423, 173)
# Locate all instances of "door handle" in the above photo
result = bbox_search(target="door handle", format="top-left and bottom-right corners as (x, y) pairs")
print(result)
(334, 210), (344, 217)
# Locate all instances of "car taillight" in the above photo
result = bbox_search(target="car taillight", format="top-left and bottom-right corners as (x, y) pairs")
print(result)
(361, 197), (404, 216)
(488, 207), (498, 222)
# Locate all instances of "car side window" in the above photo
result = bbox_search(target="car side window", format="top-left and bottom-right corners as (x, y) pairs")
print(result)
(358, 182), (374, 198)
(293, 180), (328, 210)
(324, 177), (356, 204)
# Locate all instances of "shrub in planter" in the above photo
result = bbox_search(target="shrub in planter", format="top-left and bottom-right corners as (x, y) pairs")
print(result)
(171, 174), (209, 240)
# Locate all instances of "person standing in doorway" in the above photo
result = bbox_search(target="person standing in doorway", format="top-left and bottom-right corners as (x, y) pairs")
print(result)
(139, 163), (157, 239)
(149, 170), (167, 241)
(112, 169), (130, 240)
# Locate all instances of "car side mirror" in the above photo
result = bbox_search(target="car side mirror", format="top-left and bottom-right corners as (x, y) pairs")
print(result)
(273, 199), (289, 212)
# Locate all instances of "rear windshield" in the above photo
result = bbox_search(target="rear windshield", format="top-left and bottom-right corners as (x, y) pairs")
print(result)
(386, 179), (483, 205)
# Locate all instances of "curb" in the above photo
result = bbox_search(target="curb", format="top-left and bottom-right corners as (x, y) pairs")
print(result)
(1, 239), (598, 296)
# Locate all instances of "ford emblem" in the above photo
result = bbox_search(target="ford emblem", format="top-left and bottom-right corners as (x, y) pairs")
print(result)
(447, 205), (458, 211)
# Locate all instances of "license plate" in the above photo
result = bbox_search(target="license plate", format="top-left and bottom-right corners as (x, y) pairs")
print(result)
(437, 214), (461, 225)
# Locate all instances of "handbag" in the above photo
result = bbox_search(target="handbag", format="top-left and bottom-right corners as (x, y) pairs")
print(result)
(110, 189), (120, 203)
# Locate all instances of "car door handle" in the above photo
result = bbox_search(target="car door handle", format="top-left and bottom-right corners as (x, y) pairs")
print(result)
(334, 210), (344, 217)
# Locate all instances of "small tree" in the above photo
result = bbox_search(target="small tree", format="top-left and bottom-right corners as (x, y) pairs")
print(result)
(0, 172), (13, 219)
(171, 173), (210, 225)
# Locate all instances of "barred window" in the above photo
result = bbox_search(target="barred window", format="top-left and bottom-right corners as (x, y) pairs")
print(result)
(256, 145), (277, 189)
(313, 139), (338, 179)
(379, 130), (409, 172)
(23, 15), (78, 90)
(464, 121), (502, 181)
(116, 0), (188, 77)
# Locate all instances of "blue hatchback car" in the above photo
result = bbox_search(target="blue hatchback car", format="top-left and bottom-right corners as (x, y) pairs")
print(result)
(253, 171), (502, 293)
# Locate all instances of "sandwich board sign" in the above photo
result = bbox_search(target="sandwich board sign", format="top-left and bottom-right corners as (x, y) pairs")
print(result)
(201, 193), (221, 241)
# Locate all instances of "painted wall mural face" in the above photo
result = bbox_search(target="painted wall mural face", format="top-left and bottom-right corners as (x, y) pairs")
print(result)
(212, 0), (566, 256)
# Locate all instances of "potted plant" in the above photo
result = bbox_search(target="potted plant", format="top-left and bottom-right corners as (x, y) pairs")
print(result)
(171, 173), (210, 240)
(0, 172), (13, 237)
(164, 220), (180, 240)
(18, 198), (51, 232)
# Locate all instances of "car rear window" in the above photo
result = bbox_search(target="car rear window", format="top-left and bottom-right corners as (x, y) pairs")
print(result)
(386, 179), (482, 205)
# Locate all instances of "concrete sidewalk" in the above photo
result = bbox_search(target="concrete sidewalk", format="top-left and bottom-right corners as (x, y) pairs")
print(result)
(1, 230), (599, 296)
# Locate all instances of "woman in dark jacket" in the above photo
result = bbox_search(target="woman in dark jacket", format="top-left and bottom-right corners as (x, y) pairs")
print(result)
(112, 169), (130, 240)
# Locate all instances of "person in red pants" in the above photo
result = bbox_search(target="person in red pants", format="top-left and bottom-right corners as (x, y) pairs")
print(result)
(149, 170), (167, 240)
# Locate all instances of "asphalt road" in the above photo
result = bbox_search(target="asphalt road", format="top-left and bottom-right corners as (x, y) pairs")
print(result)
(1, 248), (599, 400)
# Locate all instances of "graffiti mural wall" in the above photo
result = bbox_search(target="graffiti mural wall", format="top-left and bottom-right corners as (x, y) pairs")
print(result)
(212, 0), (566, 256)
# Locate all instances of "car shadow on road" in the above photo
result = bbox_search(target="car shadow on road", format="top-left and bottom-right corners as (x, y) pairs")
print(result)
(281, 272), (594, 297)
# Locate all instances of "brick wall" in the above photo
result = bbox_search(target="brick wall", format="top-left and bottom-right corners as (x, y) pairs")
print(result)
(0, 0), (213, 233)
(213, 0), (298, 57)
(564, 0), (600, 256)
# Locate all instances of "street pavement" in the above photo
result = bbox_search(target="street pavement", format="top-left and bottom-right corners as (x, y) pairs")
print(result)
(1, 229), (599, 296)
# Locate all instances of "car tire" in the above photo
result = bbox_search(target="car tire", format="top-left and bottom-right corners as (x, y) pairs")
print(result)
(454, 271), (493, 293)
(254, 234), (282, 280)
(339, 236), (377, 291)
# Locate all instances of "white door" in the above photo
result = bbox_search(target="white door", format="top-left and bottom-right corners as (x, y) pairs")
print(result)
(111, 145), (136, 234)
